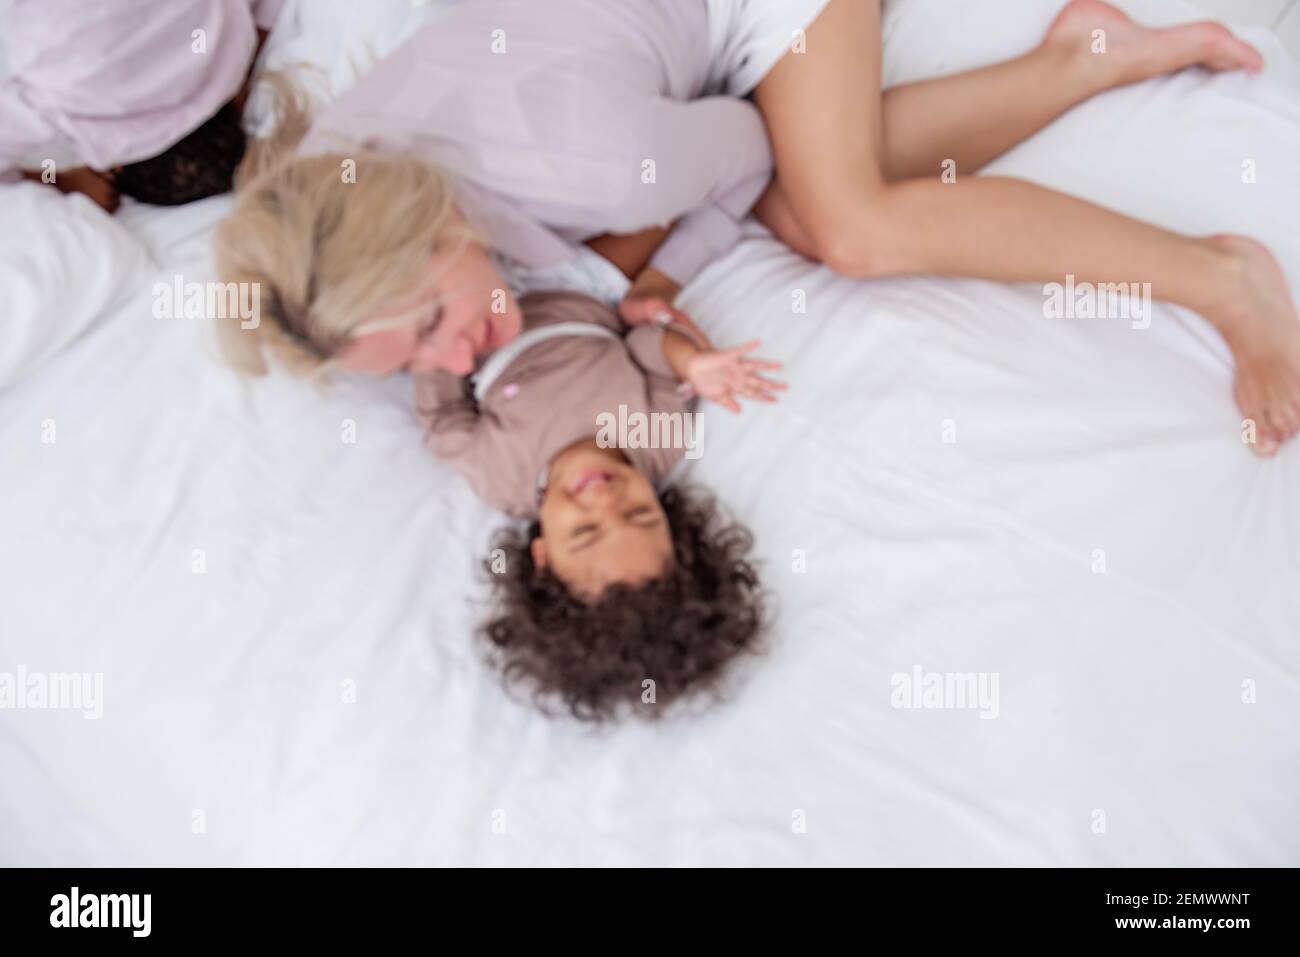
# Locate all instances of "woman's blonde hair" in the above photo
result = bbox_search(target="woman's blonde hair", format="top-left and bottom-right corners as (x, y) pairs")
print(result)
(214, 73), (474, 376)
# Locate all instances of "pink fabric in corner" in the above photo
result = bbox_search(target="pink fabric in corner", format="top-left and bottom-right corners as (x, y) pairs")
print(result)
(0, 0), (281, 174)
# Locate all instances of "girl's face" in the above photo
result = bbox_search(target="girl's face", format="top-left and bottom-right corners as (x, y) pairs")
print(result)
(337, 241), (523, 377)
(531, 442), (674, 599)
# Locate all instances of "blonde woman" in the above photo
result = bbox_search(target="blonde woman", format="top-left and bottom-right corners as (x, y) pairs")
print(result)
(217, 0), (1300, 453)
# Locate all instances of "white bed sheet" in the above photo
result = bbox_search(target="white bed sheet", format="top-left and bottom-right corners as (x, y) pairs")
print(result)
(1, 0), (1297, 866)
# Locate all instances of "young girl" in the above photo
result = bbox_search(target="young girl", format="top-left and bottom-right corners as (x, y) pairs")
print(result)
(1, 0), (283, 210)
(216, 0), (1300, 454)
(421, 290), (781, 719)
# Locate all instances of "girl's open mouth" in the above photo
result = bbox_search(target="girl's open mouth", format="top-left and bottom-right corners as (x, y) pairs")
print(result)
(569, 468), (614, 495)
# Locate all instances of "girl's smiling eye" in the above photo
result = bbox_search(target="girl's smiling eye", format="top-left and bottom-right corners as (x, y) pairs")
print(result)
(624, 505), (659, 526)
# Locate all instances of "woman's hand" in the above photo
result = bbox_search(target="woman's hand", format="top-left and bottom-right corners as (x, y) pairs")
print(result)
(620, 266), (682, 323)
(620, 266), (713, 351)
(683, 341), (786, 413)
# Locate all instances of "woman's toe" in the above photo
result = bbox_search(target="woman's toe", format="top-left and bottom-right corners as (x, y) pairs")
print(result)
(1203, 24), (1263, 71)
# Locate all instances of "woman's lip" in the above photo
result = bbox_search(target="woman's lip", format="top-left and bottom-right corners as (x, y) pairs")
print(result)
(569, 468), (613, 495)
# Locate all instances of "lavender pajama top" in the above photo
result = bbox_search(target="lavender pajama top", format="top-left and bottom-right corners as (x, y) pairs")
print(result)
(299, 0), (774, 287)
(0, 0), (284, 180)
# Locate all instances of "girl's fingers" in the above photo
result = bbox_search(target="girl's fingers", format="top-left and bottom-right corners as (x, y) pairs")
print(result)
(742, 358), (783, 372)
(727, 340), (763, 357)
(743, 377), (780, 395)
(742, 369), (785, 387)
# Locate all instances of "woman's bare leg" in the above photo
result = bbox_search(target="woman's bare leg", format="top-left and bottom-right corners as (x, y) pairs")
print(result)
(592, 0), (1171, 293)
(758, 0), (1262, 249)
(752, 0), (1300, 453)
(878, 0), (1261, 181)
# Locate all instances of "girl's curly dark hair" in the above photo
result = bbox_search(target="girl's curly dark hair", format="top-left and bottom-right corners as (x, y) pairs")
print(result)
(479, 486), (767, 721)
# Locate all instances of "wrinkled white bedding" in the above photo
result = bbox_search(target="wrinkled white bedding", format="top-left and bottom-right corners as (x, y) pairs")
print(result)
(1, 0), (1297, 866)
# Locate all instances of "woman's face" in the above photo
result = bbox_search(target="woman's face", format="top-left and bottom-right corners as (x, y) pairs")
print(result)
(531, 442), (674, 600)
(338, 241), (523, 376)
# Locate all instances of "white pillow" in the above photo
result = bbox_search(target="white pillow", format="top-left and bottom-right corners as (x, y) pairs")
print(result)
(0, 182), (153, 389)
(252, 0), (467, 110)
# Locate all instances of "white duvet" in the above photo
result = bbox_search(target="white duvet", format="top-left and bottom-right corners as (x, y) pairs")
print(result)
(1, 0), (1297, 866)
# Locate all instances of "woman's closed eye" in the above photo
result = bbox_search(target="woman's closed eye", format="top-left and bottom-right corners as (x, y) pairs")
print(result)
(416, 305), (444, 344)
(395, 305), (445, 373)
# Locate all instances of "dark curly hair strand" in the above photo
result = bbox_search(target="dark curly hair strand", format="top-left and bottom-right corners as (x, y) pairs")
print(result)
(480, 486), (767, 722)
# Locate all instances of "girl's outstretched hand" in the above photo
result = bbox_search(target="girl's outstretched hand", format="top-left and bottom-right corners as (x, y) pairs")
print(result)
(683, 341), (786, 413)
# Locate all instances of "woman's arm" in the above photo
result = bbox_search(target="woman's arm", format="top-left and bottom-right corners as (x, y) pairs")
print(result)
(587, 227), (715, 352)
(620, 265), (715, 352)
(585, 226), (669, 280)
(609, 96), (774, 348)
(627, 96), (773, 287)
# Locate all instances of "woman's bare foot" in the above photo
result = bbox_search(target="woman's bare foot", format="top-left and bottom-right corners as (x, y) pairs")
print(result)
(1045, 0), (1264, 90)
(1206, 236), (1300, 456)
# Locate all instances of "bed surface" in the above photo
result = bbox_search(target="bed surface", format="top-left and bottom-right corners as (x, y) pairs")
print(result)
(1, 0), (1297, 865)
